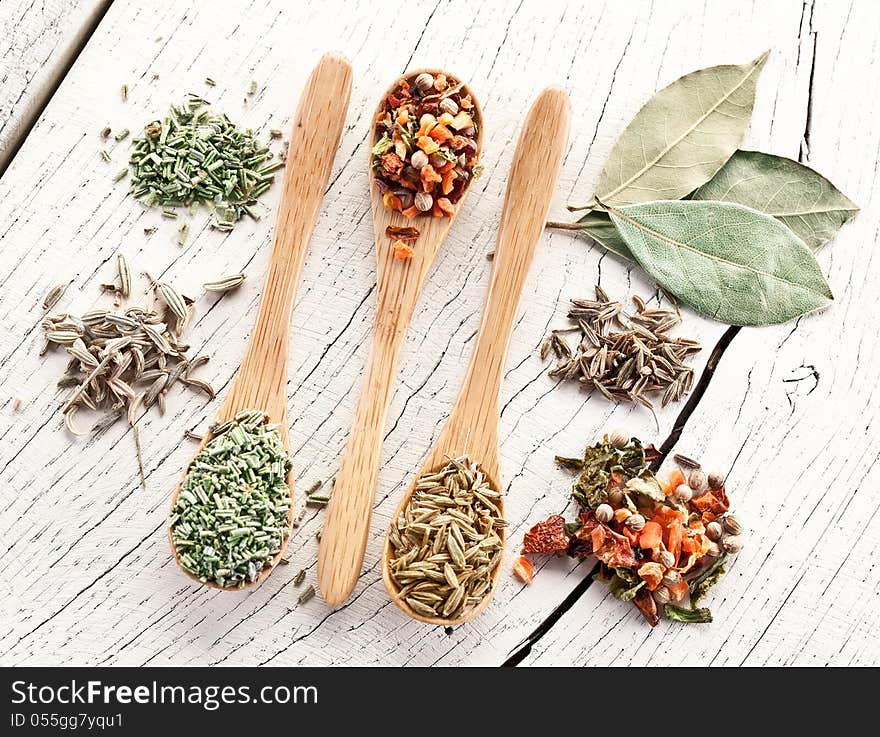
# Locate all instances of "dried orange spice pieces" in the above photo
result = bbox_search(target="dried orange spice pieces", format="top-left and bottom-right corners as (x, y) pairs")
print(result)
(519, 434), (745, 625)
(372, 70), (481, 259)
(386, 225), (420, 261)
(512, 556), (534, 584)
(391, 241), (414, 260)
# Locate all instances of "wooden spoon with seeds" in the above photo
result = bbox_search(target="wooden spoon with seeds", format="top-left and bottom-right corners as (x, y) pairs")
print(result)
(167, 52), (353, 589)
(381, 86), (571, 625)
(317, 69), (483, 606)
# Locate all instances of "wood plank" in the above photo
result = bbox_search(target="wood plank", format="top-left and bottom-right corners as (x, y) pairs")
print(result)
(521, 0), (880, 666)
(0, 0), (850, 666)
(0, 0), (110, 173)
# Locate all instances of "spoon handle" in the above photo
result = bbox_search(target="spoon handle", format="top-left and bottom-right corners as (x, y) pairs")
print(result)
(317, 285), (414, 605)
(224, 52), (353, 421)
(454, 87), (570, 423)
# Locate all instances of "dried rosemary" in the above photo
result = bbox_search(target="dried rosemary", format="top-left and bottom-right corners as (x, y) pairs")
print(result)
(169, 409), (292, 588)
(127, 95), (281, 228)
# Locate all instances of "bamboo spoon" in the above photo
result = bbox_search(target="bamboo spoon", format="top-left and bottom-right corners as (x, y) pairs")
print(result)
(381, 86), (571, 625)
(168, 52), (353, 589)
(317, 70), (484, 606)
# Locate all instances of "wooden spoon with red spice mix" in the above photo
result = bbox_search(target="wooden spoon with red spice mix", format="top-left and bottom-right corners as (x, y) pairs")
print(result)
(318, 70), (483, 606)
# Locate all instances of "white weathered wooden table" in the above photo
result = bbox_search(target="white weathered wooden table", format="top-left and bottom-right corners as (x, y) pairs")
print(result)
(1, 0), (877, 667)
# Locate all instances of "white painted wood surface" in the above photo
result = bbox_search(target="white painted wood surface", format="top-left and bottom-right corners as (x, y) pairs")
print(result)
(0, 0), (110, 171)
(0, 0), (877, 667)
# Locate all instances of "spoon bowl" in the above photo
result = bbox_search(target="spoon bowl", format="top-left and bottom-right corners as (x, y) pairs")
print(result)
(367, 68), (484, 252)
(168, 52), (353, 590)
(381, 85), (571, 625)
(382, 425), (504, 626)
(318, 69), (483, 606)
(168, 405), (295, 591)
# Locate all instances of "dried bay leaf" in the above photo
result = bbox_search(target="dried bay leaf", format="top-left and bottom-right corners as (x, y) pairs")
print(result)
(607, 200), (833, 326)
(692, 150), (858, 249)
(592, 51), (769, 207)
(575, 211), (635, 262)
(564, 149), (857, 267)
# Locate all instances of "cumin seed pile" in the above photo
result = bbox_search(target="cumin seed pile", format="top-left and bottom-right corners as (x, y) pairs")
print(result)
(169, 409), (292, 588)
(542, 287), (700, 412)
(388, 456), (504, 619)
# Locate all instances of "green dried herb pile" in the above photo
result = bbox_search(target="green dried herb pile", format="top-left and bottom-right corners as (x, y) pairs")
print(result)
(169, 409), (292, 588)
(128, 95), (282, 229)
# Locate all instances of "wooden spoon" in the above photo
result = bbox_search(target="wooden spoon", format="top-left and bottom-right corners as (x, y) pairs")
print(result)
(317, 70), (484, 605)
(381, 86), (571, 624)
(168, 52), (353, 589)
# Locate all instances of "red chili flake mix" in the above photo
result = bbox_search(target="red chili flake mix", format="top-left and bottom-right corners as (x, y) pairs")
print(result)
(518, 434), (744, 625)
(371, 71), (481, 231)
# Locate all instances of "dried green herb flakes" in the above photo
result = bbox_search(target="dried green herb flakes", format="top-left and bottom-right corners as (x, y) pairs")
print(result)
(663, 603), (713, 623)
(128, 95), (281, 227)
(559, 436), (651, 510)
(689, 552), (728, 606)
(169, 409), (292, 588)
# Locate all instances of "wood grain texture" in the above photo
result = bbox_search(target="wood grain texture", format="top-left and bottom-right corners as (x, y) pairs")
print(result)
(0, 0), (110, 172)
(382, 85), (570, 625)
(0, 0), (877, 667)
(317, 70), (483, 606)
(168, 52), (353, 590)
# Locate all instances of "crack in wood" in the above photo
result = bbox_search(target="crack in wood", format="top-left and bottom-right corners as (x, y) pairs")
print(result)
(0, 1), (114, 178)
(800, 0), (818, 161)
(501, 565), (598, 666)
(650, 325), (742, 472)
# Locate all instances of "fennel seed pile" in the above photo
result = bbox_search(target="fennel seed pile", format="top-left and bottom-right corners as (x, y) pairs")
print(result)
(169, 410), (292, 588)
(41, 265), (213, 436)
(388, 456), (504, 619)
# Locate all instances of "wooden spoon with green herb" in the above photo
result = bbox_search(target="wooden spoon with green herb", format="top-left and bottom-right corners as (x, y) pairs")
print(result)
(381, 86), (571, 625)
(167, 52), (353, 589)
